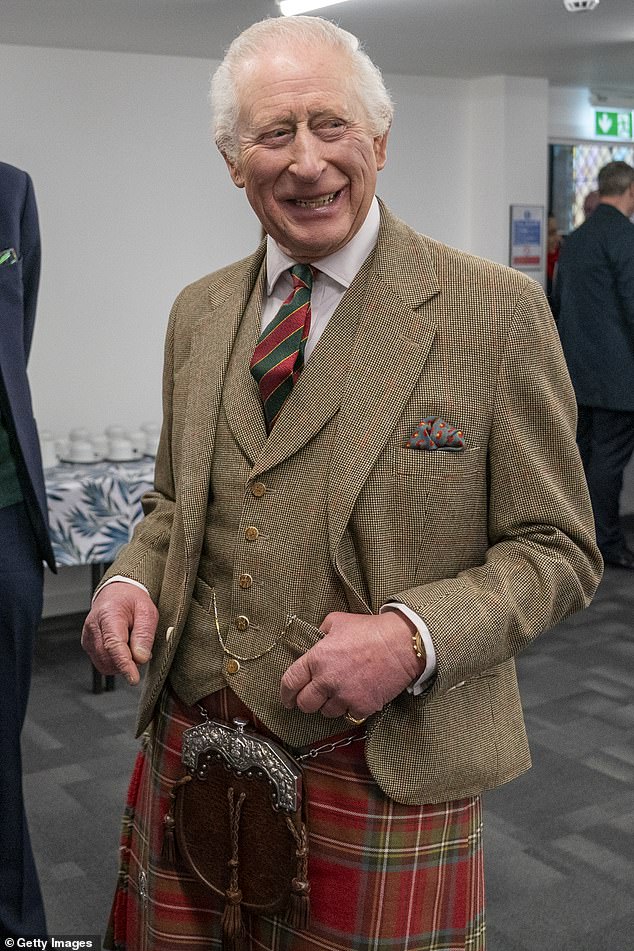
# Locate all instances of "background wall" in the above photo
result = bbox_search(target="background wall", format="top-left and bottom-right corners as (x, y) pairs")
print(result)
(549, 85), (595, 143)
(1, 44), (478, 441)
(0, 42), (550, 614)
(468, 75), (549, 266)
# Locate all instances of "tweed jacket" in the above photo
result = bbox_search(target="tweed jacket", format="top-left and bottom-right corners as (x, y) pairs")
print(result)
(104, 202), (601, 804)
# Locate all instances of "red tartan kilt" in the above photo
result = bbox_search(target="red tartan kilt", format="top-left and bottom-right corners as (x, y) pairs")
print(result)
(105, 688), (485, 951)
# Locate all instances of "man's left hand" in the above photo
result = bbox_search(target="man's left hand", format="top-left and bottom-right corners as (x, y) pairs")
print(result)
(280, 611), (425, 721)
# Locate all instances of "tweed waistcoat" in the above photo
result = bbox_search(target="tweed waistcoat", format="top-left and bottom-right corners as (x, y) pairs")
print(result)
(168, 259), (370, 748)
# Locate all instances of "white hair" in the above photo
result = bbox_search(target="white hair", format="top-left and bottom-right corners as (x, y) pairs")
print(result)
(210, 16), (394, 163)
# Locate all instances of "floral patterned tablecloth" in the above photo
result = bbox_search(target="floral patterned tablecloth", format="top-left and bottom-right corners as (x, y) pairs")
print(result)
(45, 458), (155, 567)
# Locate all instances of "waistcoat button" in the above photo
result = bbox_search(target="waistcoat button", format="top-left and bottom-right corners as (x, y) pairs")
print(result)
(226, 659), (240, 675)
(251, 482), (266, 498)
(245, 526), (259, 541)
(239, 573), (253, 589)
(235, 615), (249, 632)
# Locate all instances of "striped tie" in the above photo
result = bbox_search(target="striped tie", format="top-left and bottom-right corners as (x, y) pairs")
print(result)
(250, 263), (315, 431)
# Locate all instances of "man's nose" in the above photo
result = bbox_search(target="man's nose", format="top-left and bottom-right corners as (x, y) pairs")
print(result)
(288, 129), (325, 181)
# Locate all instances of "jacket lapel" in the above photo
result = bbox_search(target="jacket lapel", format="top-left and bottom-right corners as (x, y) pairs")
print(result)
(179, 245), (266, 567)
(327, 205), (441, 562)
(222, 263), (269, 464)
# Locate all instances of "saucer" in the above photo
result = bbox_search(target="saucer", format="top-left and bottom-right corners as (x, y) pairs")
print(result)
(106, 455), (139, 463)
(59, 456), (101, 465)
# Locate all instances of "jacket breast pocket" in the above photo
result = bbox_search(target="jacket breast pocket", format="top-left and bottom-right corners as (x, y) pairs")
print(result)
(382, 446), (489, 575)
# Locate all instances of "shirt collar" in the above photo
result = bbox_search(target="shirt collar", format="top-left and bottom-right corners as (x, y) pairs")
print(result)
(265, 197), (381, 295)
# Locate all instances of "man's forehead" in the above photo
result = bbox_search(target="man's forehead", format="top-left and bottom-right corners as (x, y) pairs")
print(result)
(235, 51), (359, 126)
(238, 41), (350, 84)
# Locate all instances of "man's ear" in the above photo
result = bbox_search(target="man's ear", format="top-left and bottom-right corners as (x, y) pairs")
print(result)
(222, 152), (245, 189)
(373, 129), (389, 172)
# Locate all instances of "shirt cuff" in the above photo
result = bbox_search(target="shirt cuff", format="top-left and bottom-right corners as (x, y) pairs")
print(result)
(92, 574), (150, 604)
(380, 602), (437, 695)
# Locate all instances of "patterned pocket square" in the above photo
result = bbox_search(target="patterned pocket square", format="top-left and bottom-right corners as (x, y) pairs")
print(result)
(404, 416), (465, 451)
(0, 248), (18, 266)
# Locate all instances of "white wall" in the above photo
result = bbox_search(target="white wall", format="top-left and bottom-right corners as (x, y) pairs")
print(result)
(549, 85), (596, 142)
(379, 73), (471, 247)
(0, 42), (552, 614)
(1, 43), (550, 443)
(0, 46), (478, 448)
(1, 44), (259, 441)
(467, 75), (549, 270)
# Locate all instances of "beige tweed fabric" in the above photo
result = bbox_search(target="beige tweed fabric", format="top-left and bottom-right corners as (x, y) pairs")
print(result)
(168, 251), (367, 720)
(102, 201), (602, 805)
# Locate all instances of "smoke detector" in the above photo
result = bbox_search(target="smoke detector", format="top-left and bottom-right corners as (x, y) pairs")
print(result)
(563, 0), (600, 10)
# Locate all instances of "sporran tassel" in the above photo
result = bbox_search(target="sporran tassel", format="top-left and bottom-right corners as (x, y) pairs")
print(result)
(285, 817), (311, 929)
(161, 812), (176, 863)
(161, 774), (191, 863)
(222, 787), (247, 950)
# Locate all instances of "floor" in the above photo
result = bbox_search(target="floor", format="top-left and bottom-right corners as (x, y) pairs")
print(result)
(23, 522), (634, 949)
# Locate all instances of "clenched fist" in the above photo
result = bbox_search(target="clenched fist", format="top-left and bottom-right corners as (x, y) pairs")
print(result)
(280, 610), (425, 721)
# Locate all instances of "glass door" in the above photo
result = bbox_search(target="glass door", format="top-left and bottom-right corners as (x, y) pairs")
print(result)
(549, 143), (634, 235)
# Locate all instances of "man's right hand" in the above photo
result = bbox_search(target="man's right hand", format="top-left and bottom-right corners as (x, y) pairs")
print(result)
(81, 582), (159, 685)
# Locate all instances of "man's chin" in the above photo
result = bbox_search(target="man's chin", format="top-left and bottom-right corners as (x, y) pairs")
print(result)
(273, 225), (351, 263)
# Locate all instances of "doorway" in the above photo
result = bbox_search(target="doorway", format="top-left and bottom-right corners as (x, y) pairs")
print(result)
(549, 142), (634, 234)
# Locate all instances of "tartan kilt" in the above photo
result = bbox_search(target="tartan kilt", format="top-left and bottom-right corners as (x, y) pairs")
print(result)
(105, 688), (485, 951)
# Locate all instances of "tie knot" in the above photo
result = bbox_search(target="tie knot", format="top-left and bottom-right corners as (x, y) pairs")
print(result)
(290, 263), (315, 292)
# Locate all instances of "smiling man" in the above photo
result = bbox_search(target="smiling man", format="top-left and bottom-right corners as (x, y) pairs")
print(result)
(82, 16), (601, 951)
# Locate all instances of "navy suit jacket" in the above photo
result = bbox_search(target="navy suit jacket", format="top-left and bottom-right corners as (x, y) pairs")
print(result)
(0, 162), (55, 569)
(553, 203), (634, 411)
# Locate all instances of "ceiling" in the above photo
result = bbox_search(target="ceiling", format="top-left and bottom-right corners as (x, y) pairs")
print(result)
(0, 0), (633, 91)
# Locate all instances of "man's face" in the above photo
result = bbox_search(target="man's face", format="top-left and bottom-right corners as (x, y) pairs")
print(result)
(223, 43), (389, 262)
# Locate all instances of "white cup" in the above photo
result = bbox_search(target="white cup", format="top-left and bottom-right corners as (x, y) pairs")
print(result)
(105, 424), (129, 440)
(69, 439), (98, 464)
(144, 431), (160, 457)
(39, 431), (58, 470)
(69, 427), (92, 443)
(92, 434), (109, 458)
(55, 438), (71, 459)
(141, 420), (160, 435)
(129, 429), (147, 455)
(108, 437), (138, 462)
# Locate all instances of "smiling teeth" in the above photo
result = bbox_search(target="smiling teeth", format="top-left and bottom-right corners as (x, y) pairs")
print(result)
(294, 192), (337, 208)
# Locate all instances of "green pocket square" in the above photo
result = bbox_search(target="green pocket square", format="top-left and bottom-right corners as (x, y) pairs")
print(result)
(0, 248), (18, 266)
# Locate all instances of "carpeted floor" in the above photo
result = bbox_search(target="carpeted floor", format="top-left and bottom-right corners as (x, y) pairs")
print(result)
(23, 522), (634, 949)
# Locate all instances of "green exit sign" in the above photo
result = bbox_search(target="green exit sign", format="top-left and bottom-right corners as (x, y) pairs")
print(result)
(594, 110), (633, 139)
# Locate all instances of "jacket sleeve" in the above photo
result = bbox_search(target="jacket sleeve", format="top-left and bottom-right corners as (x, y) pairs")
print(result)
(98, 296), (180, 602)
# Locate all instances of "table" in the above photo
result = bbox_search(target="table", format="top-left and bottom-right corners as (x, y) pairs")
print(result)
(45, 458), (155, 691)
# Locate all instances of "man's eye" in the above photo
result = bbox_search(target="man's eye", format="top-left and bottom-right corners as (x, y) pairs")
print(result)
(261, 129), (292, 143)
(317, 119), (347, 137)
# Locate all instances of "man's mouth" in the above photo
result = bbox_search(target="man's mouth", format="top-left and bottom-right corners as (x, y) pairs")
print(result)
(292, 190), (339, 208)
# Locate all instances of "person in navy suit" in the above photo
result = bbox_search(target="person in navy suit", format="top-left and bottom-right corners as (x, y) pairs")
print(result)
(553, 161), (634, 569)
(0, 161), (56, 938)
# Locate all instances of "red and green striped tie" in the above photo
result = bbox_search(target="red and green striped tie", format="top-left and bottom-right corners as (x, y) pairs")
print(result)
(250, 263), (315, 432)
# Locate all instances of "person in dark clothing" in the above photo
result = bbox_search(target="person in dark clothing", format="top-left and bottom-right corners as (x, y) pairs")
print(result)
(553, 160), (634, 569)
(0, 161), (56, 938)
